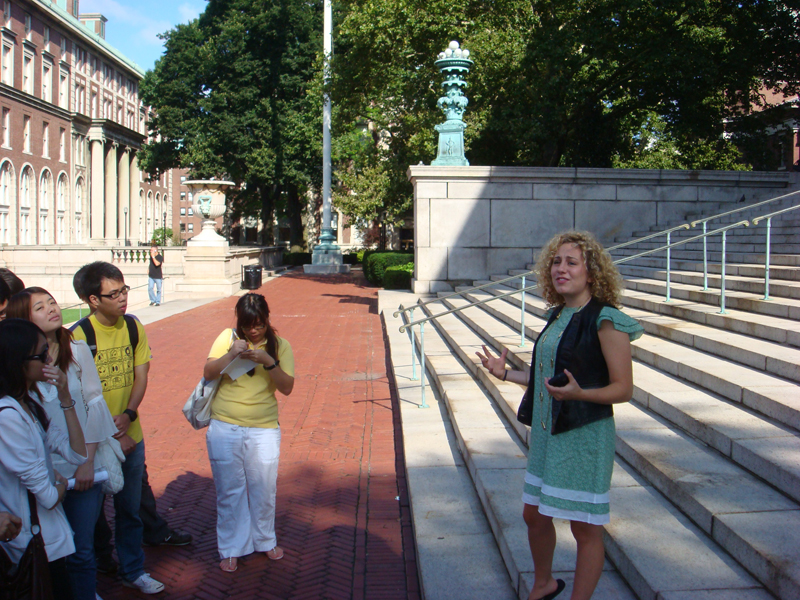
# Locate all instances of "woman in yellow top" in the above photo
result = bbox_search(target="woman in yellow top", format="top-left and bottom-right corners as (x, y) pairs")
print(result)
(203, 293), (295, 573)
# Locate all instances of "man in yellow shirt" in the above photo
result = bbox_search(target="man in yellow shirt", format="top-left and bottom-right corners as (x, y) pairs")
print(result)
(71, 262), (164, 595)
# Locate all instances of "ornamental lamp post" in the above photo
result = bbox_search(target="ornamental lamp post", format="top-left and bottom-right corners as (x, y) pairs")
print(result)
(431, 41), (473, 166)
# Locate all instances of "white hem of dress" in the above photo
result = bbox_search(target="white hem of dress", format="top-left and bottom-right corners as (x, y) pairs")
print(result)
(522, 492), (610, 525)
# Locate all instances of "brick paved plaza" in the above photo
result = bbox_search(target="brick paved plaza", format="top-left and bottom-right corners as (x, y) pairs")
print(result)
(96, 271), (420, 600)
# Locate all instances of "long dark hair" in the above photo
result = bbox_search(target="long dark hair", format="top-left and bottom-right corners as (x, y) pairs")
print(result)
(7, 287), (75, 372)
(0, 319), (50, 430)
(235, 293), (279, 359)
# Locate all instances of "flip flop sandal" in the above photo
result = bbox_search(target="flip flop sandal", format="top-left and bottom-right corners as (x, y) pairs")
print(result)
(220, 557), (238, 572)
(266, 547), (284, 561)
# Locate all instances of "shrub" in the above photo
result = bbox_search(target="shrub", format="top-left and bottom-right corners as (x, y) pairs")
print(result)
(364, 252), (414, 286)
(282, 252), (312, 266)
(383, 262), (414, 289)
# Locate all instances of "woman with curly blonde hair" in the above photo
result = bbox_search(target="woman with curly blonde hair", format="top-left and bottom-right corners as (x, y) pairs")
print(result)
(477, 231), (642, 600)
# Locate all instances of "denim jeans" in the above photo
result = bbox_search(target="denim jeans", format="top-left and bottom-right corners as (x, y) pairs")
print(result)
(148, 277), (162, 304)
(115, 440), (146, 582)
(62, 483), (104, 600)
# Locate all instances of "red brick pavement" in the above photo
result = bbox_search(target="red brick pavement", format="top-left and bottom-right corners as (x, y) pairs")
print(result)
(96, 271), (419, 600)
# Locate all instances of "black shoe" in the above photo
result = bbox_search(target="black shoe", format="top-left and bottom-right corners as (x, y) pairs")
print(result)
(96, 554), (118, 575)
(149, 302), (155, 306)
(146, 530), (192, 547)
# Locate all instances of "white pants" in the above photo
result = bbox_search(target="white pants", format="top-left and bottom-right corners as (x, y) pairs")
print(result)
(206, 419), (281, 559)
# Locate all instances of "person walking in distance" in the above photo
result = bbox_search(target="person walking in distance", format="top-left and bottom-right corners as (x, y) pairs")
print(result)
(148, 244), (163, 306)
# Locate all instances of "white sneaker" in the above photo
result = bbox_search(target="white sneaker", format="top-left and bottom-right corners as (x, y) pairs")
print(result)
(122, 573), (165, 594)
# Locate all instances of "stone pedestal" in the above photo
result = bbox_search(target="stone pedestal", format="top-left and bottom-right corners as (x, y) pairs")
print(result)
(304, 227), (351, 274)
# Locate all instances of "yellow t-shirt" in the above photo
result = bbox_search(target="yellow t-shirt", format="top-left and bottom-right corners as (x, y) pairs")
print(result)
(208, 329), (294, 429)
(71, 315), (150, 443)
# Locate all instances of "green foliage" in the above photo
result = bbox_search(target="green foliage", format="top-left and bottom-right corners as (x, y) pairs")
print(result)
(331, 0), (800, 218)
(364, 252), (414, 286)
(140, 0), (324, 246)
(383, 262), (414, 290)
(282, 252), (312, 266)
(152, 228), (173, 246)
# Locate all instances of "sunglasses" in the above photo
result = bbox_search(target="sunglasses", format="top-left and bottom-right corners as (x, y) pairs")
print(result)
(25, 345), (50, 363)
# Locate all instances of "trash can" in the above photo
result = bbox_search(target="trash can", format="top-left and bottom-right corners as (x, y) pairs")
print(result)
(242, 264), (263, 290)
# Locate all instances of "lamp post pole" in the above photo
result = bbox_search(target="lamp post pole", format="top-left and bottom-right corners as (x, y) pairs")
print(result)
(124, 206), (129, 246)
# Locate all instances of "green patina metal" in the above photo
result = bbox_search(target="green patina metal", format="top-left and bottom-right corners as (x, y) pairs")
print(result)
(432, 41), (473, 167)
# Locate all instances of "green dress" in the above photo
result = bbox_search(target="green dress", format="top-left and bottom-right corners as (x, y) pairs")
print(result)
(522, 306), (643, 524)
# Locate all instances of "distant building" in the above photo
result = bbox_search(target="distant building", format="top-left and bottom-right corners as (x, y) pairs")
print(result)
(0, 0), (171, 247)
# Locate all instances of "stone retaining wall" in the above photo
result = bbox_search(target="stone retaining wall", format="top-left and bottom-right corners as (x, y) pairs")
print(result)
(408, 166), (799, 293)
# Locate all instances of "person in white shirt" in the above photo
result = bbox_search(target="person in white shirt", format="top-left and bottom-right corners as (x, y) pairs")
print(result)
(0, 318), (87, 600)
(8, 288), (118, 600)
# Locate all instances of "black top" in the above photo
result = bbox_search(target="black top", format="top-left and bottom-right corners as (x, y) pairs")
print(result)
(148, 253), (163, 279)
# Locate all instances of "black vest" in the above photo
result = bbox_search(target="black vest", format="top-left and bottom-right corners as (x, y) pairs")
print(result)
(526, 298), (613, 435)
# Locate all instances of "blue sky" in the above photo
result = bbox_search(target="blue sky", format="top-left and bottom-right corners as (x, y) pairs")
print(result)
(79, 0), (207, 72)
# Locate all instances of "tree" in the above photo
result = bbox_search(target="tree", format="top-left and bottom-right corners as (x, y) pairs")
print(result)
(331, 0), (800, 219)
(140, 0), (323, 247)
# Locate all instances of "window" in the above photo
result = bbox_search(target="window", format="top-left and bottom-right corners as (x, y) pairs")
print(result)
(188, 192), (193, 204)
(41, 122), (48, 157)
(2, 2), (9, 27)
(56, 175), (66, 244)
(1, 107), (9, 148)
(59, 71), (68, 109)
(180, 192), (186, 202)
(24, 13), (30, 39)
(180, 175), (186, 183)
(90, 90), (96, 117)
(22, 52), (33, 95)
(39, 171), (50, 244)
(180, 207), (185, 216)
(179, 223), (185, 233)
(0, 161), (10, 244)
(75, 82), (85, 114)
(43, 26), (49, 49)
(74, 180), (83, 243)
(60, 37), (66, 60)
(19, 167), (32, 245)
(188, 207), (193, 216)
(58, 128), (65, 161)
(22, 115), (30, 152)
(1, 41), (12, 85)
(188, 223), (194, 232)
(42, 59), (52, 103)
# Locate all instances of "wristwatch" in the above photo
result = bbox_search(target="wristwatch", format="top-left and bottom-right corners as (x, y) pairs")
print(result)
(123, 409), (138, 422)
(265, 360), (280, 371)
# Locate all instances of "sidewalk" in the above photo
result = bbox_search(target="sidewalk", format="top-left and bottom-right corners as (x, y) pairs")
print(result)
(96, 270), (419, 600)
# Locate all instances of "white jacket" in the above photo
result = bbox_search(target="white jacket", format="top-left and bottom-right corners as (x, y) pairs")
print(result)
(0, 396), (86, 562)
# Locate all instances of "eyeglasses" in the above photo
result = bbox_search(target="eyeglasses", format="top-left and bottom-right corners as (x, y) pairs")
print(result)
(98, 285), (131, 300)
(245, 323), (267, 331)
(25, 345), (50, 363)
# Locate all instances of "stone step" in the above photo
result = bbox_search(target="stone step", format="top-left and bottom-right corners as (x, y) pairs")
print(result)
(622, 276), (800, 323)
(414, 297), (773, 600)
(435, 293), (800, 599)
(606, 257), (800, 283)
(611, 238), (797, 255)
(628, 222), (800, 240)
(608, 249), (800, 267)
(617, 264), (800, 300)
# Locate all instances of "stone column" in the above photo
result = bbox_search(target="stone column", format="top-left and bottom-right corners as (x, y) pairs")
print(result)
(89, 138), (105, 243)
(118, 147), (130, 244)
(129, 151), (140, 243)
(104, 142), (118, 243)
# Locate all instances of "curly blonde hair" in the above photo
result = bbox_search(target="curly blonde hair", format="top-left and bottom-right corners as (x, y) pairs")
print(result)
(534, 230), (622, 307)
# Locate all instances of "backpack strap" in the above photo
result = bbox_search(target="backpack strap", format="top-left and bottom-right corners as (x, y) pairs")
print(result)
(77, 316), (139, 359)
(76, 319), (98, 358)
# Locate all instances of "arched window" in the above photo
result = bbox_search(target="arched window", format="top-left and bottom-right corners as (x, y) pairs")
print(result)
(155, 193), (161, 236)
(0, 161), (13, 244)
(39, 170), (52, 244)
(146, 190), (153, 242)
(138, 189), (144, 244)
(19, 166), (34, 245)
(56, 174), (67, 244)
(74, 178), (84, 244)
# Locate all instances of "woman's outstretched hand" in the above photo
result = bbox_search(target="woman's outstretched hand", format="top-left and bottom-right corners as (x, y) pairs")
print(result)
(475, 345), (508, 379)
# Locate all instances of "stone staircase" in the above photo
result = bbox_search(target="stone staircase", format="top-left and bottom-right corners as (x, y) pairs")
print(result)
(384, 193), (800, 600)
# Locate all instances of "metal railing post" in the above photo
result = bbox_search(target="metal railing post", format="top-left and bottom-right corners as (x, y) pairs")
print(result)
(409, 308), (418, 380)
(763, 217), (772, 300)
(702, 221), (708, 290)
(519, 276), (526, 347)
(719, 231), (728, 314)
(665, 231), (672, 302)
(419, 321), (429, 408)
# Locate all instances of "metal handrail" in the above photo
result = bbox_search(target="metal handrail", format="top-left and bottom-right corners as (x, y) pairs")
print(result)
(402, 219), (750, 332)
(394, 223), (691, 319)
(751, 203), (800, 300)
(690, 188), (800, 228)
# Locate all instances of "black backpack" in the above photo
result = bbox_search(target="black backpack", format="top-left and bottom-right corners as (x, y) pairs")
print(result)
(76, 314), (140, 359)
